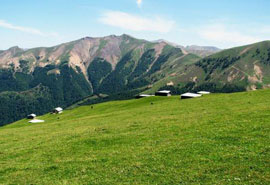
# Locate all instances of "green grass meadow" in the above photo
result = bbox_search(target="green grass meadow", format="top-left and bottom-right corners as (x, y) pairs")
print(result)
(0, 90), (269, 184)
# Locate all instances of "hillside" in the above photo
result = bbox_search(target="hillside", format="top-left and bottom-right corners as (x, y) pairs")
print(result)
(1, 36), (270, 126)
(154, 41), (270, 94)
(0, 34), (201, 126)
(195, 41), (270, 91)
(0, 90), (269, 184)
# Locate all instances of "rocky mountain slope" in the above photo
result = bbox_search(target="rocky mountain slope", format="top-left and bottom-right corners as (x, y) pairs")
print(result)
(155, 41), (270, 94)
(0, 34), (200, 125)
(1, 34), (270, 126)
(196, 41), (270, 90)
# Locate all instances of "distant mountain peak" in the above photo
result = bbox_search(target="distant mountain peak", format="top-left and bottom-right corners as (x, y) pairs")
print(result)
(153, 39), (183, 48)
(1, 35), (270, 126)
(186, 45), (221, 51)
(184, 45), (221, 57)
(120, 33), (133, 38)
(7, 46), (23, 52)
(152, 40), (221, 57)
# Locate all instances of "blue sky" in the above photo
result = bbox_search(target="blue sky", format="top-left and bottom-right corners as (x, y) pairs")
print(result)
(0, 0), (269, 50)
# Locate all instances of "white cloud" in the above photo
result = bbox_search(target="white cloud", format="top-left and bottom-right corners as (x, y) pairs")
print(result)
(137, 0), (142, 7)
(99, 11), (175, 33)
(0, 20), (57, 37)
(198, 23), (263, 48)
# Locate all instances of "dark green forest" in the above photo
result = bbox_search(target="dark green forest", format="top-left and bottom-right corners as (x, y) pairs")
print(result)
(0, 63), (92, 126)
(2, 40), (269, 126)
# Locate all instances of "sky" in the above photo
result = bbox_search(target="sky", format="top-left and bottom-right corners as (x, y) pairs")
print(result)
(0, 0), (270, 50)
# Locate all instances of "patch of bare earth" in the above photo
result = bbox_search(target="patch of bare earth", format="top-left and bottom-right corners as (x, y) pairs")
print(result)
(37, 48), (47, 61)
(99, 36), (123, 69)
(0, 49), (35, 71)
(38, 62), (49, 68)
(0, 51), (12, 65)
(248, 64), (263, 83)
(0, 50), (20, 68)
(227, 70), (240, 82)
(181, 48), (188, 55)
(69, 38), (100, 76)
(147, 42), (167, 72)
(170, 73), (177, 77)
(47, 69), (60, 75)
(166, 81), (174, 86)
(239, 46), (252, 56)
(49, 45), (67, 61)
(249, 85), (257, 91)
(154, 42), (167, 58)
(192, 76), (198, 82)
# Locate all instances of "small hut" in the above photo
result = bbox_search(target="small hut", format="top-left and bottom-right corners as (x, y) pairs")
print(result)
(197, 91), (210, 95)
(29, 119), (44, 123)
(181, 93), (202, 99)
(135, 94), (154, 99)
(155, 90), (172, 97)
(27, 114), (36, 119)
(53, 107), (63, 114)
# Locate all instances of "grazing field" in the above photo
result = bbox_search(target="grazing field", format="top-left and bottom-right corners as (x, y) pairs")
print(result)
(0, 90), (269, 184)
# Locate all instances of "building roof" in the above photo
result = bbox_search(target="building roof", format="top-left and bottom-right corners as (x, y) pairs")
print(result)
(138, 94), (154, 97)
(55, 107), (63, 112)
(197, 91), (211, 94)
(156, 90), (171, 94)
(29, 119), (44, 123)
(28, 114), (36, 117)
(181, 93), (202, 98)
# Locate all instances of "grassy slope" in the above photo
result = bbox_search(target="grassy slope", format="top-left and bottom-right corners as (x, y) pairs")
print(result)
(0, 90), (270, 184)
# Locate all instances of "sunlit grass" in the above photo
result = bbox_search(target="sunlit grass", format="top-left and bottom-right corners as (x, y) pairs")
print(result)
(0, 90), (269, 184)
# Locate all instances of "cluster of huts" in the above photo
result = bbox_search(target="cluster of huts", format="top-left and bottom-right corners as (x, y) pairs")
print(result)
(27, 107), (63, 123)
(136, 90), (210, 99)
(27, 90), (210, 123)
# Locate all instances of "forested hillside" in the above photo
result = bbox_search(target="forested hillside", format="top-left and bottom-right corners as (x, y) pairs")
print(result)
(0, 35), (199, 126)
(1, 34), (270, 126)
(151, 41), (270, 94)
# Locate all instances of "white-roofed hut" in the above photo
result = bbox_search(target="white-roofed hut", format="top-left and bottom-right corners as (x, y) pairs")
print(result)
(135, 94), (154, 99)
(29, 119), (44, 123)
(181, 92), (202, 99)
(155, 90), (172, 97)
(53, 107), (63, 114)
(197, 91), (211, 95)
(27, 114), (36, 119)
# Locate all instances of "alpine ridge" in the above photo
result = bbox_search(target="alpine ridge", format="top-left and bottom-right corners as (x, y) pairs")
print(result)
(0, 34), (200, 125)
(0, 35), (270, 126)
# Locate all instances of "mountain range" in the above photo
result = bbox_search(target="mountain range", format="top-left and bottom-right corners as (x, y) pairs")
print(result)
(153, 39), (221, 57)
(0, 34), (269, 126)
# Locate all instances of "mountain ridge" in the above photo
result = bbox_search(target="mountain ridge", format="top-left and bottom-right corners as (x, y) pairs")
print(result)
(0, 34), (200, 125)
(0, 35), (270, 126)
(153, 39), (221, 57)
(163, 40), (270, 93)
